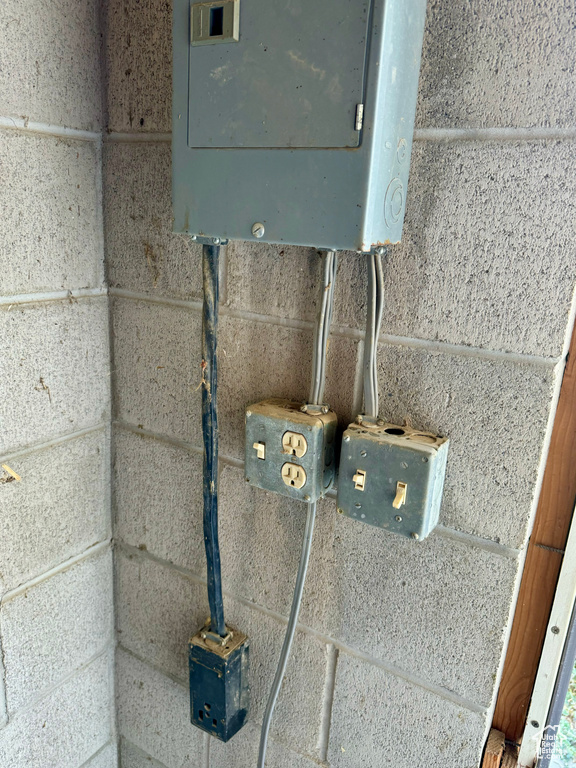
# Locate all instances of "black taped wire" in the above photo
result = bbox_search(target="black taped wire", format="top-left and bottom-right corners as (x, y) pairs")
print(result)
(201, 244), (226, 638)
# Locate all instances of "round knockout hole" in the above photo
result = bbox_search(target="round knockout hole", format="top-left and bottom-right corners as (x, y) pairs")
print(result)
(384, 428), (405, 436)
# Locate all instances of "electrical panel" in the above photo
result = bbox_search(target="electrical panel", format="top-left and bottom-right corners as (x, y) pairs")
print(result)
(173, 0), (427, 251)
(244, 398), (337, 502)
(337, 420), (449, 540)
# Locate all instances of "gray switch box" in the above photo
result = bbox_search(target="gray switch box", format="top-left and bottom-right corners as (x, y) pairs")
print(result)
(173, 0), (428, 250)
(337, 421), (449, 540)
(245, 399), (337, 503)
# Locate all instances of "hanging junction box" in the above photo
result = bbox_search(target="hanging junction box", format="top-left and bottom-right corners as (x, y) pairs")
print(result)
(245, 398), (337, 502)
(337, 421), (449, 540)
(172, 0), (427, 251)
(189, 623), (250, 742)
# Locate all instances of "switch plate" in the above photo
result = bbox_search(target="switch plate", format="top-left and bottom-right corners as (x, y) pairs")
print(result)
(245, 398), (337, 502)
(337, 421), (449, 540)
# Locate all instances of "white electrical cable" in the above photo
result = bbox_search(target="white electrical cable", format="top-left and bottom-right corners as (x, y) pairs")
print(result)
(257, 250), (337, 768)
(363, 250), (385, 418)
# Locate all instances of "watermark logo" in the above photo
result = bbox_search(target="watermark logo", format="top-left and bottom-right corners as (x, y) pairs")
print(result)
(535, 724), (573, 763)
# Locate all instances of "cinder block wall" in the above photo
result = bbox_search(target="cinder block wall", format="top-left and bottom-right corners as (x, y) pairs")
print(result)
(0, 1), (116, 766)
(103, 2), (576, 768)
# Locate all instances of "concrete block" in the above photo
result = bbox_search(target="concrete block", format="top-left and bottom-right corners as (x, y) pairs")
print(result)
(219, 316), (359, 459)
(114, 428), (204, 572)
(0, 652), (112, 768)
(104, 143), (203, 300)
(416, 0), (576, 130)
(0, 429), (110, 593)
(328, 653), (486, 768)
(220, 598), (328, 757)
(105, 0), (171, 133)
(211, 723), (320, 768)
(116, 649), (205, 768)
(116, 549), (208, 683)
(84, 742), (118, 768)
(0, 0), (102, 131)
(375, 342), (556, 547)
(0, 132), (104, 296)
(395, 142), (576, 357)
(121, 739), (168, 768)
(330, 516), (518, 706)
(111, 298), (201, 444)
(225, 242), (322, 324)
(2, 548), (114, 714)
(0, 298), (110, 454)
(327, 142), (576, 358)
(219, 463), (336, 631)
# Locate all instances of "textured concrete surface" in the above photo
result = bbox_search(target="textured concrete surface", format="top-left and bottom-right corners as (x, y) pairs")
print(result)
(104, 142), (203, 301)
(0, 652), (112, 768)
(114, 429), (205, 572)
(111, 298), (202, 445)
(116, 549), (208, 682)
(0, 429), (109, 592)
(2, 549), (113, 714)
(220, 597), (327, 756)
(333, 142), (576, 358)
(375, 343), (556, 547)
(116, 550), (327, 756)
(219, 463), (336, 629)
(328, 653), (486, 768)
(219, 316), (359, 459)
(417, 0), (576, 129)
(210, 723), (320, 768)
(0, 0), (103, 131)
(83, 742), (118, 768)
(116, 649), (205, 768)
(104, 0), (172, 132)
(0, 298), (110, 454)
(0, 132), (104, 296)
(330, 516), (518, 706)
(121, 739), (168, 768)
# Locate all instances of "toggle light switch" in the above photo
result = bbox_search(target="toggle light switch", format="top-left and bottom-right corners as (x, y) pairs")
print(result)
(253, 442), (265, 460)
(392, 481), (407, 509)
(353, 469), (366, 491)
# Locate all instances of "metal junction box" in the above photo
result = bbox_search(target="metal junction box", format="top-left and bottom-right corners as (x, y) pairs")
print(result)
(245, 398), (337, 502)
(189, 623), (250, 742)
(337, 421), (449, 540)
(173, 0), (427, 251)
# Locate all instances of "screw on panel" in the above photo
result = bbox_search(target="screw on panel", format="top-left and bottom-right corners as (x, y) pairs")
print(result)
(304, 494), (310, 501)
(337, 508), (344, 514)
(251, 222), (265, 238)
(395, 516), (402, 522)
(531, 721), (540, 729)
(551, 626), (560, 634)
(411, 532), (419, 540)
(343, 435), (350, 442)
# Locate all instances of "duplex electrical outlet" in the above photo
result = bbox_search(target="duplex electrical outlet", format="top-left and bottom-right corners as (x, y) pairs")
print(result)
(189, 623), (249, 742)
(245, 398), (337, 502)
(282, 431), (308, 458)
(281, 462), (307, 489)
(337, 421), (449, 540)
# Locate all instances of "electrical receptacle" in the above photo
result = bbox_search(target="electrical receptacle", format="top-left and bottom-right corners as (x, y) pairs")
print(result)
(245, 398), (337, 502)
(337, 420), (449, 540)
(282, 431), (307, 458)
(281, 462), (307, 489)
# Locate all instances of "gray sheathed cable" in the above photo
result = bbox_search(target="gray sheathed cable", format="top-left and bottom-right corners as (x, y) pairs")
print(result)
(362, 250), (385, 419)
(257, 250), (337, 768)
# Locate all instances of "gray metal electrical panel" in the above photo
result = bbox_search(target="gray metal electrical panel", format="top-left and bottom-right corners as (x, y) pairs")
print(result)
(173, 0), (427, 251)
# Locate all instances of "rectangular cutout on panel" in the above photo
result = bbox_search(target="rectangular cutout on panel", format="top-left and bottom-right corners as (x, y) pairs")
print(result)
(191, 0), (240, 46)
